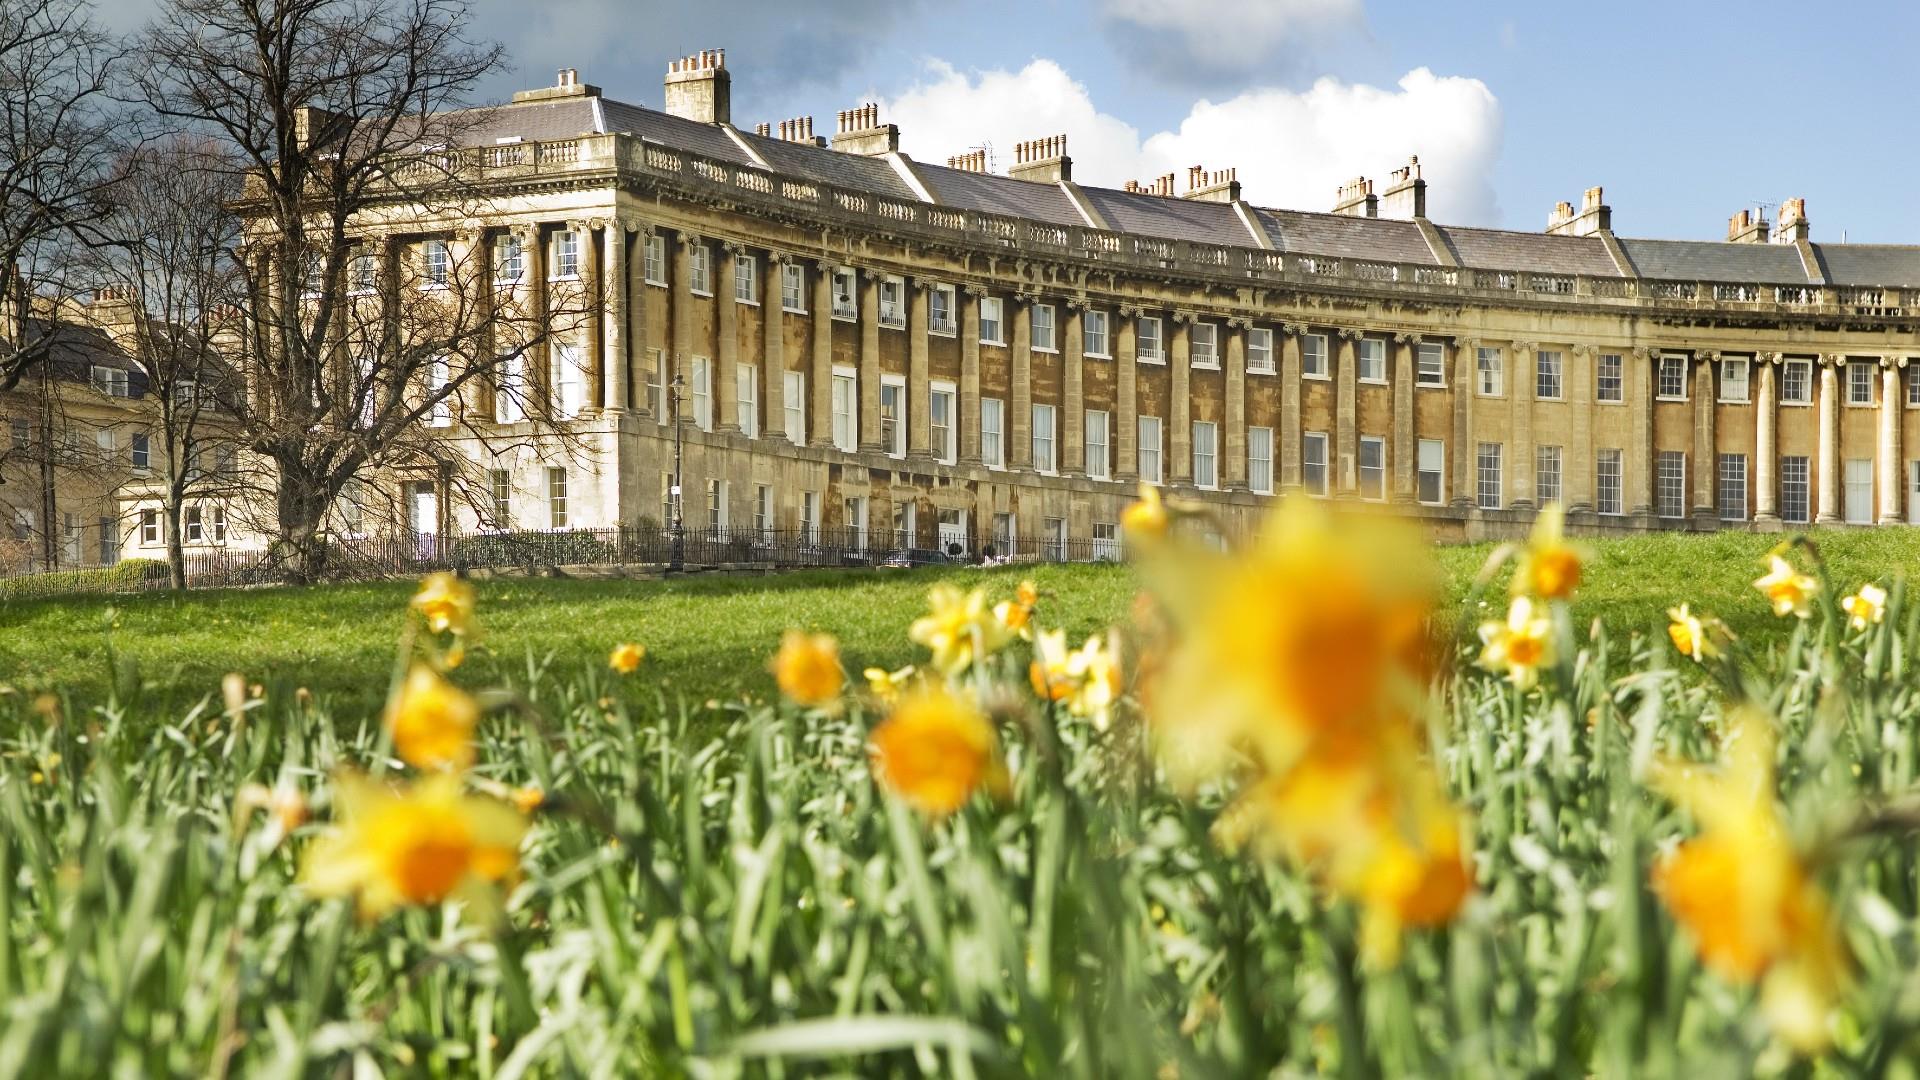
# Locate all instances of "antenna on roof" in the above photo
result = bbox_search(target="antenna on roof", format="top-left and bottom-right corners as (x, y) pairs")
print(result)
(972, 142), (995, 173)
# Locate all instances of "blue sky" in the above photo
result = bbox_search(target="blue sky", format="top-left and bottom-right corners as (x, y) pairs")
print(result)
(98, 0), (1920, 241)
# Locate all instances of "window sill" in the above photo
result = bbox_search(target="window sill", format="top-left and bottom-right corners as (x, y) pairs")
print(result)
(1596, 396), (1625, 405)
(782, 304), (808, 315)
(930, 326), (957, 338)
(1304, 372), (1332, 382)
(736, 297), (760, 307)
(690, 289), (713, 298)
(1191, 362), (1221, 372)
(880, 320), (906, 331)
(551, 274), (581, 284)
(1137, 356), (1166, 366)
(980, 339), (1007, 348)
(1655, 396), (1688, 403)
(1086, 352), (1112, 361)
(419, 284), (450, 293)
(1416, 379), (1448, 389)
(1032, 346), (1059, 355)
(1718, 397), (1751, 405)
(832, 313), (857, 323)
(1358, 377), (1389, 386)
(1780, 400), (1813, 407)
(1248, 366), (1275, 376)
(646, 278), (667, 288)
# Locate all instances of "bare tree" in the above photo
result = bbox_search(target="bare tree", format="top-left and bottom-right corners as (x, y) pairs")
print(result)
(134, 0), (580, 583)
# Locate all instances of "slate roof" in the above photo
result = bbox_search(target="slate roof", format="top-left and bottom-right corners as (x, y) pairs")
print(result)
(1259, 210), (1436, 265)
(917, 163), (1083, 226)
(1616, 239), (1811, 285)
(1078, 187), (1255, 247)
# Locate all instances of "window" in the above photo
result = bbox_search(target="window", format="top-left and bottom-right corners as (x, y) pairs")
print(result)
(1848, 361), (1875, 406)
(1597, 353), (1623, 402)
(131, 432), (150, 470)
(661, 472), (676, 526)
(930, 285), (955, 335)
(1358, 338), (1386, 383)
(553, 231), (580, 281)
(1720, 357), (1750, 403)
(211, 505), (227, 544)
(1191, 322), (1219, 369)
(931, 385), (956, 463)
(689, 356), (712, 431)
(981, 397), (1005, 467)
(736, 363), (758, 437)
(490, 468), (512, 526)
(1249, 328), (1275, 374)
(98, 517), (118, 565)
(1909, 365), (1920, 407)
(1304, 432), (1330, 496)
(1193, 421), (1218, 489)
(1417, 439), (1444, 504)
(1358, 436), (1385, 500)
(1032, 404), (1057, 473)
(91, 366), (128, 398)
(878, 275), (905, 328)
(1044, 518), (1066, 562)
(1303, 333), (1329, 378)
(893, 499), (915, 549)
(801, 491), (820, 544)
(1584, 449), (1618, 516)
(1416, 342), (1444, 386)
(781, 263), (805, 311)
(687, 241), (710, 294)
(1249, 426), (1274, 494)
(1477, 443), (1503, 509)
(1092, 521), (1120, 561)
(992, 512), (1014, 555)
(1138, 415), (1163, 483)
(1657, 356), (1687, 400)
(1657, 451), (1686, 519)
(495, 352), (527, 424)
(185, 507), (203, 543)
(1535, 445), (1562, 505)
(1719, 453), (1748, 520)
(1781, 456), (1810, 524)
(756, 485), (774, 541)
(8, 418), (27, 451)
(547, 467), (568, 527)
(831, 370), (856, 452)
(734, 253), (758, 303)
(1032, 304), (1056, 352)
(428, 356), (451, 428)
(844, 495), (867, 553)
(1912, 462), (1920, 524)
(1536, 350), (1563, 399)
(140, 509), (159, 546)
(494, 236), (522, 286)
(94, 427), (114, 456)
(1782, 359), (1812, 404)
(1085, 310), (1110, 358)
(880, 377), (905, 457)
(1138, 316), (1164, 363)
(1085, 409), (1109, 479)
(829, 267), (857, 319)
(707, 478), (727, 532)
(553, 342), (586, 419)
(784, 371), (805, 447)
(980, 296), (1004, 344)
(644, 234), (666, 285)
(422, 239), (449, 287)
(1477, 347), (1504, 396)
(1845, 458), (1872, 523)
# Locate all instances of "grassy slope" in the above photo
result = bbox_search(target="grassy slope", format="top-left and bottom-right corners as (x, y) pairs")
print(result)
(3, 526), (1917, 715)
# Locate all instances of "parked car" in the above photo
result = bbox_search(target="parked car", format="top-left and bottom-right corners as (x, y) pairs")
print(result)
(879, 547), (953, 568)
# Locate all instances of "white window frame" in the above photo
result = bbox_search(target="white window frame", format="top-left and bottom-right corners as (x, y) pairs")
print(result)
(1032, 403), (1057, 474)
(1084, 310), (1111, 359)
(1596, 353), (1624, 403)
(1657, 355), (1688, 401)
(1907, 364), (1920, 408)
(1192, 421), (1218, 489)
(1847, 361), (1876, 407)
(831, 366), (857, 452)
(1032, 303), (1057, 353)
(1719, 357), (1751, 404)
(553, 342), (585, 420)
(1781, 455), (1811, 524)
(878, 275), (906, 329)
(781, 262), (806, 312)
(1085, 408), (1110, 480)
(1303, 333), (1330, 379)
(352, 251), (381, 294)
(801, 491), (821, 544)
(489, 468), (512, 527)
(1416, 438), (1444, 505)
(1190, 322), (1219, 370)
(644, 234), (666, 286)
(979, 296), (1004, 345)
(421, 239), (450, 289)
(1781, 359), (1813, 405)
(1535, 444), (1562, 505)
(1477, 347), (1504, 396)
(690, 355), (712, 432)
(707, 478), (728, 532)
(429, 355), (451, 428)
(930, 284), (956, 336)
(756, 484), (774, 541)
(131, 432), (150, 471)
(1476, 442), (1503, 509)
(1138, 415), (1163, 484)
(736, 363), (758, 438)
(1248, 328), (1275, 374)
(1249, 425), (1274, 494)
(552, 231), (580, 282)
(832, 267), (857, 320)
(1358, 435), (1386, 501)
(1358, 338), (1387, 384)
(784, 371), (806, 447)
(547, 466), (569, 528)
(930, 382), (957, 464)
(1415, 341), (1444, 386)
(1656, 451), (1687, 519)
(1535, 350), (1563, 400)
(140, 509), (159, 546)
(1719, 453), (1748, 521)
(687, 242), (711, 295)
(1303, 432), (1330, 497)
(880, 374), (906, 458)
(981, 396), (1005, 468)
(844, 495), (868, 553)
(733, 253), (759, 304)
(1137, 316), (1164, 364)
(1596, 449), (1624, 516)
(1844, 457), (1873, 523)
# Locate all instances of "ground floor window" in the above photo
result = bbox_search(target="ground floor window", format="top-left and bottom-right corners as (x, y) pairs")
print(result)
(1416, 439), (1444, 505)
(1656, 452), (1686, 519)
(1596, 449), (1623, 516)
(1780, 456), (1810, 524)
(1476, 443), (1502, 509)
(1845, 458), (1872, 524)
(1718, 454), (1748, 521)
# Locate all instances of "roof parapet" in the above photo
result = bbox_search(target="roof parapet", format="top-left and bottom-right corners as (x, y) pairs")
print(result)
(1009, 135), (1070, 183)
(663, 50), (729, 125)
(1182, 165), (1239, 203)
(1332, 176), (1377, 218)
(1379, 156), (1426, 219)
(831, 102), (898, 156)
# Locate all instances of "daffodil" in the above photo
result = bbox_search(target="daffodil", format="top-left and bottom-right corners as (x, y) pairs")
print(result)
(1841, 583), (1887, 630)
(1667, 604), (1716, 662)
(1029, 628), (1123, 730)
(1651, 709), (1847, 1052)
(1512, 503), (1586, 601)
(301, 772), (527, 922)
(1121, 483), (1167, 540)
(1477, 595), (1555, 688)
(411, 573), (477, 665)
(863, 664), (915, 704)
(868, 687), (1006, 817)
(772, 630), (844, 705)
(609, 642), (646, 673)
(387, 664), (480, 770)
(908, 585), (1013, 677)
(1755, 554), (1818, 618)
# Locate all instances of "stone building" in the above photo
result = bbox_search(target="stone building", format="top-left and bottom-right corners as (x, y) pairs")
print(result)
(289, 53), (1920, 556)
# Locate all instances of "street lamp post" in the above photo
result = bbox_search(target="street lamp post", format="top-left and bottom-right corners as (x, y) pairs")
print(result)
(669, 371), (686, 573)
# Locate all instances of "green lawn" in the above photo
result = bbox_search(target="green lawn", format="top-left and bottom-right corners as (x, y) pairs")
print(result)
(3, 526), (1917, 717)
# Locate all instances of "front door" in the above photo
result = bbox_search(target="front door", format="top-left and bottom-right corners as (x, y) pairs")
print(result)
(409, 481), (439, 560)
(937, 509), (967, 559)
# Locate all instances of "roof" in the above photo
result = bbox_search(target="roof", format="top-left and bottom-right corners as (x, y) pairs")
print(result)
(1616, 239), (1810, 285)
(917, 163), (1083, 225)
(1259, 210), (1436, 265)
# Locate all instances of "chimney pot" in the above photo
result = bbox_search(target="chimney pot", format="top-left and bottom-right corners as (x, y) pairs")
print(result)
(662, 47), (730, 124)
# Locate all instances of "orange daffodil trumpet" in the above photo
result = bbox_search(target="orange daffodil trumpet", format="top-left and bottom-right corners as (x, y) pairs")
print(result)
(609, 642), (646, 674)
(1650, 709), (1848, 1052)
(1028, 628), (1123, 731)
(1841, 583), (1887, 630)
(1511, 503), (1587, 601)
(387, 664), (481, 771)
(1668, 604), (1716, 662)
(301, 772), (527, 922)
(1477, 596), (1555, 689)
(1755, 553), (1819, 618)
(411, 571), (477, 665)
(772, 630), (844, 705)
(868, 686), (1007, 817)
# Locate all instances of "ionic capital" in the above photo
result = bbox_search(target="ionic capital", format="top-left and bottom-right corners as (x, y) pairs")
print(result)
(1335, 327), (1361, 341)
(962, 283), (988, 298)
(1695, 348), (1720, 363)
(1509, 340), (1535, 353)
(1393, 331), (1417, 345)
(1630, 346), (1654, 362)
(1117, 303), (1143, 318)
(1757, 350), (1782, 365)
(1570, 343), (1594, 359)
(1170, 310), (1196, 326)
(1227, 315), (1255, 331)
(1281, 321), (1309, 337)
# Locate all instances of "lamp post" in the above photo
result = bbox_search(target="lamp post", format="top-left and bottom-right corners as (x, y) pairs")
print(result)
(669, 370), (686, 573)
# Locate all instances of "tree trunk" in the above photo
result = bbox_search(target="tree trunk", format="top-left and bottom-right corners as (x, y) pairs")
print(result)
(273, 457), (333, 585)
(164, 494), (186, 591)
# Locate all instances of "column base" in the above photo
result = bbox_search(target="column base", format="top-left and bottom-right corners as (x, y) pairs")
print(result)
(1752, 513), (1785, 533)
(1816, 513), (1841, 525)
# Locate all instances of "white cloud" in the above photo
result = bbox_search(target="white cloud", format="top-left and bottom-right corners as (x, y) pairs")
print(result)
(883, 60), (1504, 225)
(1099, 0), (1365, 83)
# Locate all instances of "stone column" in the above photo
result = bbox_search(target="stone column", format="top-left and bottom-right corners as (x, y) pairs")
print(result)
(960, 286), (983, 463)
(526, 224), (552, 410)
(1881, 357), (1903, 523)
(1510, 341), (1536, 510)
(1064, 301), (1085, 474)
(810, 260), (834, 447)
(715, 243), (740, 432)
(1390, 332), (1415, 502)
(1335, 328), (1358, 494)
(601, 220), (628, 413)
(1567, 345), (1593, 513)
(1012, 295), (1033, 468)
(858, 270), (881, 450)
(1816, 356), (1840, 523)
(448, 229), (485, 422)
(761, 252), (786, 439)
(1629, 346), (1653, 521)
(1280, 322), (1305, 490)
(629, 224), (653, 419)
(1171, 314), (1192, 483)
(1451, 337), (1476, 509)
(1691, 350), (1717, 525)
(579, 218), (605, 411)
(1225, 318), (1248, 489)
(1754, 353), (1778, 522)
(906, 278), (931, 458)
(1116, 306), (1139, 482)
(670, 230), (693, 400)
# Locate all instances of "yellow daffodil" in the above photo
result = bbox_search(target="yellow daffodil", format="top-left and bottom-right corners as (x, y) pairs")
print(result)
(510, 785), (545, 815)
(863, 664), (916, 704)
(1754, 555), (1818, 618)
(300, 772), (527, 922)
(908, 585), (1013, 677)
(236, 781), (309, 837)
(1841, 583), (1887, 630)
(412, 572), (475, 635)
(609, 642), (646, 674)
(772, 630), (844, 705)
(1512, 503), (1586, 601)
(1667, 604), (1716, 662)
(1651, 709), (1847, 1052)
(1121, 483), (1168, 540)
(1029, 628), (1123, 730)
(387, 664), (480, 771)
(868, 687), (1005, 817)
(1477, 595), (1555, 689)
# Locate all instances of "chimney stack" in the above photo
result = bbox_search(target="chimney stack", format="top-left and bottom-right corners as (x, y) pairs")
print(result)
(1773, 197), (1809, 243)
(1727, 207), (1770, 244)
(947, 148), (988, 173)
(1181, 165), (1239, 203)
(831, 102), (899, 156)
(663, 49), (729, 125)
(512, 66), (603, 104)
(1544, 186), (1611, 236)
(1332, 176), (1377, 218)
(1378, 156), (1426, 219)
(774, 116), (823, 146)
(1008, 135), (1071, 183)
(1125, 174), (1177, 197)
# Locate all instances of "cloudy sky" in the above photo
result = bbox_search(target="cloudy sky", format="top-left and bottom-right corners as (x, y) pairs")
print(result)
(96, 0), (1920, 241)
